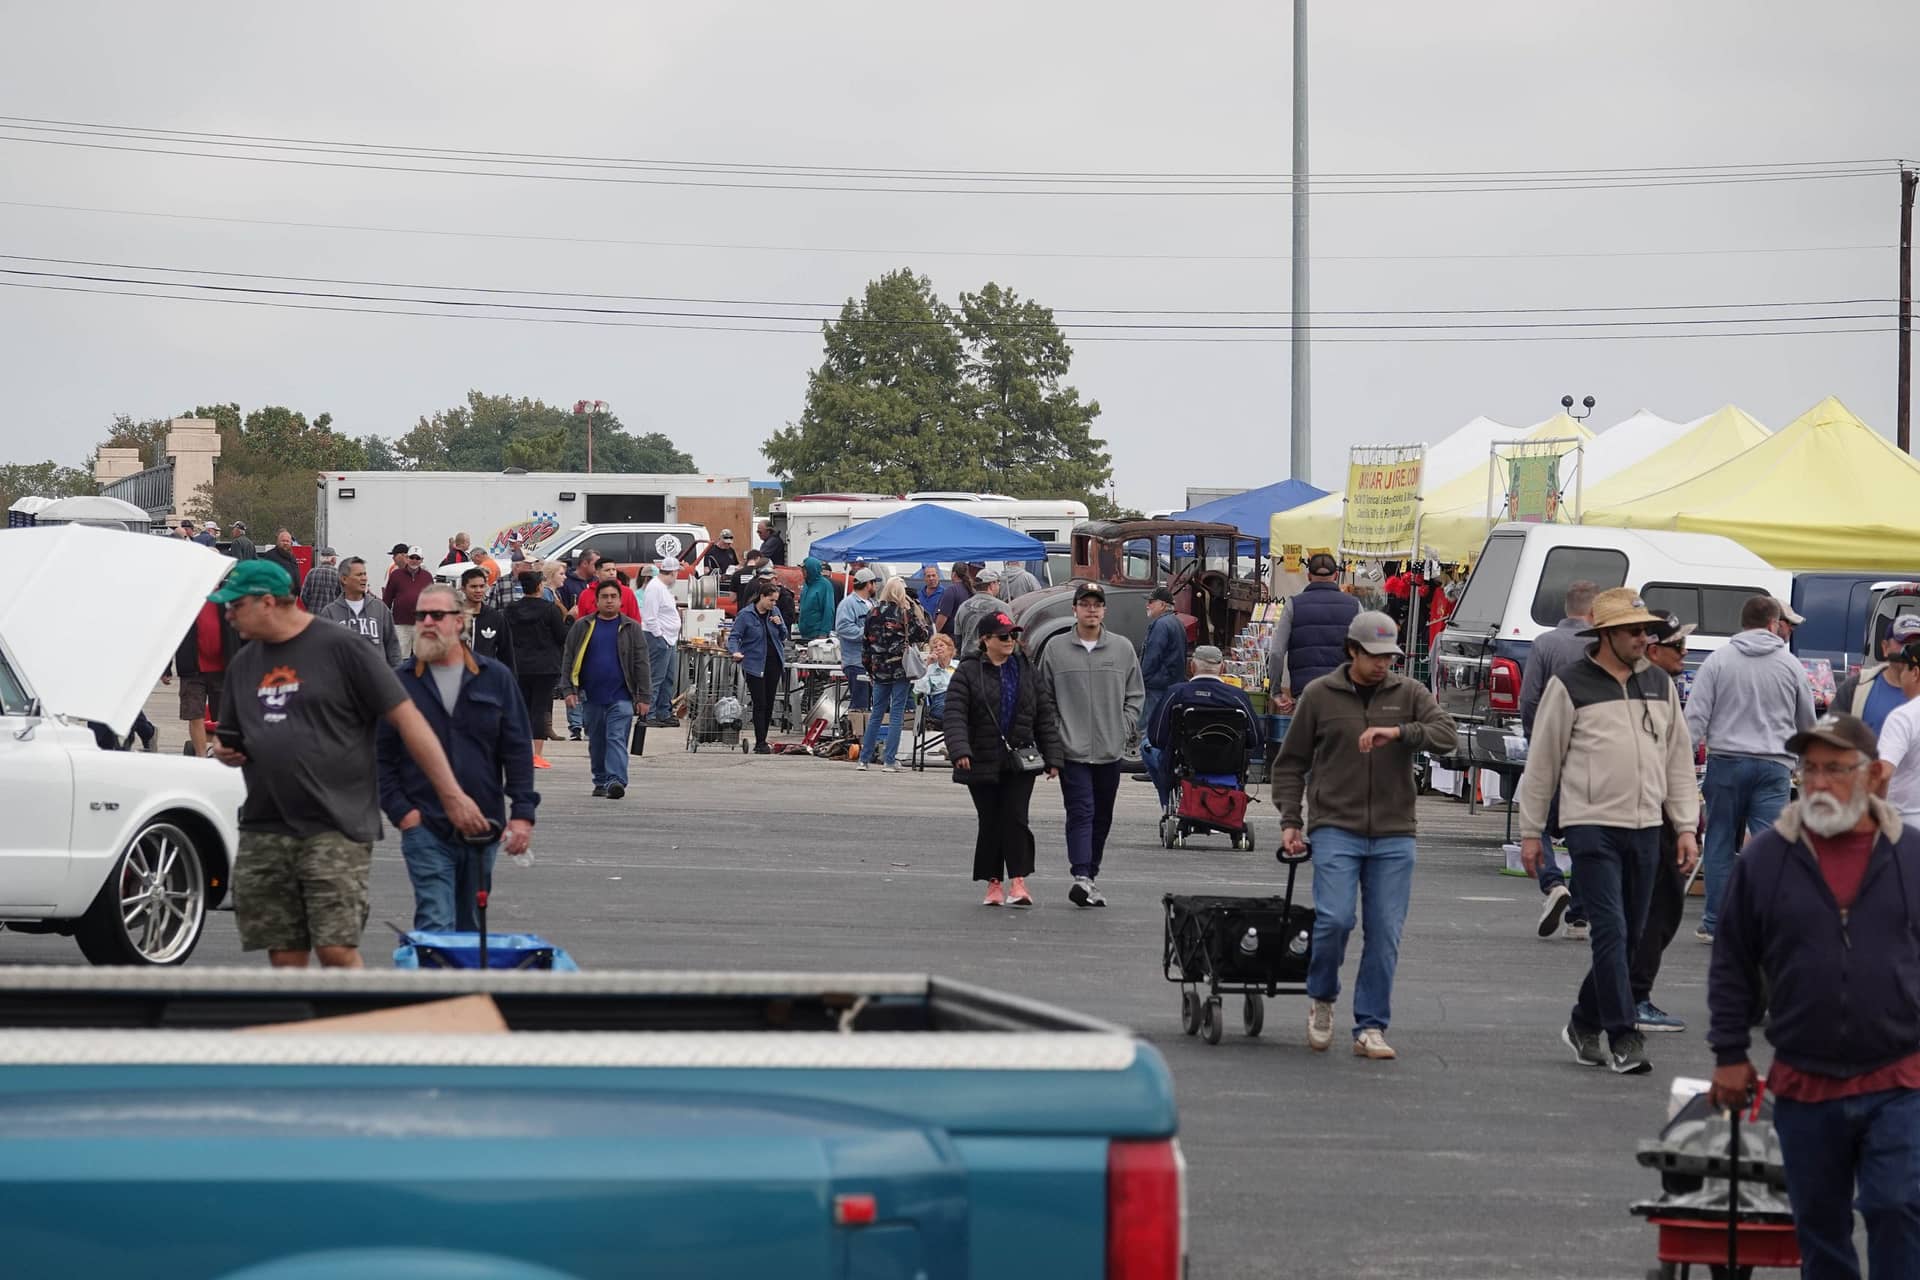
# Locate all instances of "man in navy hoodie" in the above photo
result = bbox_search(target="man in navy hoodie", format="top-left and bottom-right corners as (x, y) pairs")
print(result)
(1709, 713), (1920, 1278)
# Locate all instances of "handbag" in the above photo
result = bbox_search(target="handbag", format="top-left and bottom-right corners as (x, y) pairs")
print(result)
(1003, 734), (1046, 774)
(902, 644), (928, 680)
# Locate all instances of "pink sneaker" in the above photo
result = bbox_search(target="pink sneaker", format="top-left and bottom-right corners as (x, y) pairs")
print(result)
(1007, 877), (1033, 907)
(982, 880), (1005, 907)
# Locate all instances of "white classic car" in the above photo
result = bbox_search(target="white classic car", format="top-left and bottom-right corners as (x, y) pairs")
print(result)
(0, 525), (245, 964)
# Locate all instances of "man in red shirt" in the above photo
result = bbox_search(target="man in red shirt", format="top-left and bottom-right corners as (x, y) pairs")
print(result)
(573, 560), (641, 623)
(171, 600), (235, 758)
(1709, 713), (1920, 1277)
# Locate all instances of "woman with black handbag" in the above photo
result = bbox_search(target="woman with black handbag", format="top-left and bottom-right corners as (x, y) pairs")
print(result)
(944, 611), (1063, 907)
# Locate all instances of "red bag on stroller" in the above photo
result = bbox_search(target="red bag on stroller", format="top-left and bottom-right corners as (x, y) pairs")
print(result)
(1177, 781), (1248, 829)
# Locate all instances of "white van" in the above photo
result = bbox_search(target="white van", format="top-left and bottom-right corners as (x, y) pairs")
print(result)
(1431, 523), (1792, 765)
(436, 522), (712, 604)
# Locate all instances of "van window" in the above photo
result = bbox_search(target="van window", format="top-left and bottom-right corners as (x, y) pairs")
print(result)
(575, 531), (636, 563)
(1530, 547), (1628, 627)
(1450, 535), (1525, 631)
(1122, 537), (1154, 579)
(1642, 583), (1771, 637)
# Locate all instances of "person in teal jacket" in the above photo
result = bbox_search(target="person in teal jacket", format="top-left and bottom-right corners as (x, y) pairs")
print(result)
(798, 556), (835, 639)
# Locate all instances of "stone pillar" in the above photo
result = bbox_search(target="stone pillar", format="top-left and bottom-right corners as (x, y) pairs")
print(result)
(92, 447), (144, 486)
(164, 417), (222, 524)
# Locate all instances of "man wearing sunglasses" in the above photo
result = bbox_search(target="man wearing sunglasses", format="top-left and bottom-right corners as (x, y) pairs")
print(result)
(1517, 588), (1701, 1075)
(1685, 595), (1817, 944)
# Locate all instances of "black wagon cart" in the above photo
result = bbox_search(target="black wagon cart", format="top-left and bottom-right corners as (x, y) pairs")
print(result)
(1162, 843), (1315, 1045)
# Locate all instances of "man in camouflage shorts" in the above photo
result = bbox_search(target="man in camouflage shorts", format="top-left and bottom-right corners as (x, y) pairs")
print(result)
(213, 561), (486, 967)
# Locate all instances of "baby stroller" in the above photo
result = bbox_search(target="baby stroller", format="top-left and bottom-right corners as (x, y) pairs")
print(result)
(1158, 702), (1257, 851)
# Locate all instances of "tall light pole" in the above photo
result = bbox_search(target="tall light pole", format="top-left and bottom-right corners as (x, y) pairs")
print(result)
(572, 399), (606, 473)
(1289, 0), (1311, 484)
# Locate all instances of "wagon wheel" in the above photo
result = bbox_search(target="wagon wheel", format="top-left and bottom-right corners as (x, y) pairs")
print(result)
(1181, 989), (1202, 1036)
(1200, 997), (1224, 1045)
(1242, 993), (1264, 1037)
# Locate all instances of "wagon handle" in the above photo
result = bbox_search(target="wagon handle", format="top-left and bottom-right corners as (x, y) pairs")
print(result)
(1276, 839), (1311, 865)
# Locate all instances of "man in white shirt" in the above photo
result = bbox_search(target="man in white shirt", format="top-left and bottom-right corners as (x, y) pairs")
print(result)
(1873, 641), (1920, 826)
(639, 558), (683, 726)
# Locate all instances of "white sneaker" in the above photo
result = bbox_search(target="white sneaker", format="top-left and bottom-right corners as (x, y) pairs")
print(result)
(856, 762), (870, 772)
(883, 764), (900, 773)
(1536, 884), (1571, 938)
(1068, 876), (1095, 908)
(1353, 1028), (1397, 1060)
(1306, 999), (1334, 1051)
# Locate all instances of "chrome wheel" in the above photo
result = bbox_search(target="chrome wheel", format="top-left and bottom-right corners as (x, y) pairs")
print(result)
(78, 822), (207, 965)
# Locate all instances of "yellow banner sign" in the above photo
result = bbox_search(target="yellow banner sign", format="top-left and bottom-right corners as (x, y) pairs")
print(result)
(1342, 458), (1424, 552)
(1280, 543), (1303, 573)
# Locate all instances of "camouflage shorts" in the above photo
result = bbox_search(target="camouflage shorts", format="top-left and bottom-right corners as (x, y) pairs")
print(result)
(233, 830), (373, 953)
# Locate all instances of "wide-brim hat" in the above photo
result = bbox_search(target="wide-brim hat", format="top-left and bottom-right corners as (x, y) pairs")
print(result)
(1579, 587), (1666, 636)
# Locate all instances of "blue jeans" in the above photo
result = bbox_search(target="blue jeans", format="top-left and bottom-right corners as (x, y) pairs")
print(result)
(646, 633), (676, 721)
(1563, 824), (1659, 1041)
(1701, 755), (1792, 933)
(1140, 687), (1168, 734)
(843, 662), (870, 711)
(1306, 828), (1416, 1035)
(399, 825), (499, 933)
(1060, 760), (1121, 879)
(582, 698), (634, 787)
(861, 678), (911, 766)
(565, 689), (583, 734)
(1774, 1088), (1920, 1279)
(1140, 740), (1172, 808)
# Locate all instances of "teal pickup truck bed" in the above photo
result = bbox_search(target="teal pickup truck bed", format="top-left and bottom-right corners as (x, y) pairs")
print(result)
(0, 969), (1182, 1280)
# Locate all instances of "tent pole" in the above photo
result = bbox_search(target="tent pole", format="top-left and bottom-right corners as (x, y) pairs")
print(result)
(1901, 165), (1915, 454)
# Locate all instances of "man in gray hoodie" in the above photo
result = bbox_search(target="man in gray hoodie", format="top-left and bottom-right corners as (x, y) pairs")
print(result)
(1038, 580), (1144, 907)
(1686, 594), (1816, 942)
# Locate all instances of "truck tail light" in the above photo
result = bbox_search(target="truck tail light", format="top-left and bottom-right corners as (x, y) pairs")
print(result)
(1108, 1138), (1185, 1280)
(1487, 657), (1522, 713)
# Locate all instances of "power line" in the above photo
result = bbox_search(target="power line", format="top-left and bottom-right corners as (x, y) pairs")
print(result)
(0, 277), (1892, 344)
(0, 129), (1894, 197)
(0, 198), (1890, 265)
(0, 251), (1893, 318)
(0, 113), (1897, 184)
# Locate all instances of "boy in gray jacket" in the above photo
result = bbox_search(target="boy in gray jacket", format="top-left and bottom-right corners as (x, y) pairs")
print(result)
(1037, 581), (1144, 907)
(1684, 594), (1816, 941)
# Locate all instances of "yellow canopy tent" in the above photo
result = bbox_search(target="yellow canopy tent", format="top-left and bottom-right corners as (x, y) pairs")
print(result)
(1411, 414), (1595, 562)
(1579, 404), (1770, 510)
(1583, 397), (1920, 571)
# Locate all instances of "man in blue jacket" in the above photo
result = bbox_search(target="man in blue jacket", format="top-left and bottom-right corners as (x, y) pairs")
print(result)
(1140, 586), (1188, 737)
(1708, 713), (1920, 1278)
(376, 584), (539, 933)
(1142, 645), (1262, 808)
(1266, 553), (1359, 712)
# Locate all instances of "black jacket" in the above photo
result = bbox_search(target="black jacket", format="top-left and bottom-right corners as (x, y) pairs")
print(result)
(464, 606), (516, 672)
(943, 652), (1064, 783)
(505, 597), (571, 677)
(1710, 798), (1920, 1077)
(262, 544), (303, 589)
(172, 607), (240, 679)
(1280, 581), (1359, 696)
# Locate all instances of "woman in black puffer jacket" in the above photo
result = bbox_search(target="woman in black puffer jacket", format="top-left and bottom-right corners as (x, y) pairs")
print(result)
(943, 610), (1064, 907)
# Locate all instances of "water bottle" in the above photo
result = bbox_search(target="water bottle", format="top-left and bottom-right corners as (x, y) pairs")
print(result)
(509, 850), (536, 869)
(1238, 927), (1259, 956)
(1288, 930), (1309, 956)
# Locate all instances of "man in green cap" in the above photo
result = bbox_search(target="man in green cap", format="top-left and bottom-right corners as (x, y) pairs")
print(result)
(211, 560), (487, 968)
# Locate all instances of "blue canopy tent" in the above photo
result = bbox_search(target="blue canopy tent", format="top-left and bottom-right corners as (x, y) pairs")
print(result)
(806, 503), (1047, 563)
(1174, 478), (1328, 549)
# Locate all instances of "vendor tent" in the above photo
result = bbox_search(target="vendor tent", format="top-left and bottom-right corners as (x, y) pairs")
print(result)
(28, 494), (153, 530)
(1579, 405), (1770, 510)
(1408, 414), (1596, 563)
(1580, 409), (1692, 484)
(1173, 477), (1327, 547)
(1267, 415), (1525, 552)
(805, 502), (1047, 563)
(1583, 396), (1920, 571)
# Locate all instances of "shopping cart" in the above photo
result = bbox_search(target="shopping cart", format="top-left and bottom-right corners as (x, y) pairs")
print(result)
(1162, 841), (1314, 1045)
(680, 644), (748, 754)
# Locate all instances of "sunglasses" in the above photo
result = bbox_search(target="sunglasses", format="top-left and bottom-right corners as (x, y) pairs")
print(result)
(415, 608), (461, 622)
(1608, 625), (1653, 637)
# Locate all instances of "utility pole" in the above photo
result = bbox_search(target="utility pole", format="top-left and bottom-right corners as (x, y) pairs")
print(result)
(1900, 166), (1915, 453)
(1289, 0), (1311, 483)
(573, 399), (606, 473)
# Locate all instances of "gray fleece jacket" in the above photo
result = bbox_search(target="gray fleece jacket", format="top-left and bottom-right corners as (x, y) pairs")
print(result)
(1684, 629), (1815, 767)
(1037, 629), (1145, 764)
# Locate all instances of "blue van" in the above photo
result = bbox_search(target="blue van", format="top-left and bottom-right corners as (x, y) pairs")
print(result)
(1791, 573), (1920, 671)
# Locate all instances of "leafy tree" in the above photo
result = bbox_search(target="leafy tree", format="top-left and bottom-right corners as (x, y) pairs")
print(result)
(181, 404), (367, 540)
(763, 271), (1113, 505)
(0, 461), (94, 515)
(394, 392), (697, 473)
(88, 413), (174, 472)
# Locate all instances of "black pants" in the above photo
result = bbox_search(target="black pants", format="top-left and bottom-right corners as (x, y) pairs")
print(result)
(516, 673), (555, 740)
(745, 667), (781, 747)
(1629, 823), (1686, 1007)
(969, 770), (1038, 881)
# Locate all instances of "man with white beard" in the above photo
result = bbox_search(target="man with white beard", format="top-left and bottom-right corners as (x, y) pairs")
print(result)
(1708, 713), (1920, 1279)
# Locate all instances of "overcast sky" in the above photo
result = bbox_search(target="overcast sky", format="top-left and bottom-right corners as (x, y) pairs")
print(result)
(1, 0), (1913, 509)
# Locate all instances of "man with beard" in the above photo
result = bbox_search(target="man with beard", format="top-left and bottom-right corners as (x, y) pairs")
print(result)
(1709, 713), (1920, 1278)
(1517, 589), (1700, 1076)
(377, 584), (538, 933)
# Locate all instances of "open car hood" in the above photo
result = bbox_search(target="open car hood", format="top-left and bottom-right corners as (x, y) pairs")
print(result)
(0, 526), (235, 734)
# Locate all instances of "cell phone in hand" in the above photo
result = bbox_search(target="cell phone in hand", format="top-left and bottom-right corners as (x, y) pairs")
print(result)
(215, 726), (245, 752)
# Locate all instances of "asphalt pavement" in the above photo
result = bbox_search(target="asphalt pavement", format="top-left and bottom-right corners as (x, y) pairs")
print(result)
(4, 699), (1743, 1279)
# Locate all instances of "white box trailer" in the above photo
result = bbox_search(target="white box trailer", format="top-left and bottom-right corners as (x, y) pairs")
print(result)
(315, 470), (754, 563)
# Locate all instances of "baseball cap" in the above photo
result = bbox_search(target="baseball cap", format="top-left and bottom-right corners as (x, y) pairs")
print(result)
(209, 559), (294, 603)
(756, 565), (777, 578)
(1347, 610), (1406, 657)
(978, 611), (1023, 639)
(317, 546), (336, 559)
(852, 567), (879, 585)
(204, 519), (220, 530)
(1786, 713), (1878, 760)
(1890, 615), (1920, 646)
(1306, 552), (1339, 577)
(1651, 611), (1698, 647)
(1073, 581), (1107, 603)
(976, 567), (1003, 585)
(1148, 585), (1176, 605)
(230, 519), (247, 532)
(720, 529), (734, 540)
(1773, 596), (1806, 626)
(390, 542), (410, 555)
(658, 556), (681, 573)
(406, 545), (423, 559)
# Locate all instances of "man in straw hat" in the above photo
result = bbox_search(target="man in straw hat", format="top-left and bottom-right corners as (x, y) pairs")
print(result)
(1517, 588), (1701, 1076)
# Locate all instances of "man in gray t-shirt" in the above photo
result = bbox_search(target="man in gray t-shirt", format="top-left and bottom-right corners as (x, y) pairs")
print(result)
(213, 560), (485, 968)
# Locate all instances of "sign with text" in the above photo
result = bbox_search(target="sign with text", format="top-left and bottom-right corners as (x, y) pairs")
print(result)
(1340, 446), (1426, 556)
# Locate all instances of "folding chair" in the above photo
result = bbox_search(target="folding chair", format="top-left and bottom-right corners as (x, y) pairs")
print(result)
(910, 691), (947, 772)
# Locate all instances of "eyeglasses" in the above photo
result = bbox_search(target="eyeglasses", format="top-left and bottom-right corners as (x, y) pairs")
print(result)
(1797, 760), (1870, 782)
(414, 609), (460, 622)
(1075, 598), (1107, 608)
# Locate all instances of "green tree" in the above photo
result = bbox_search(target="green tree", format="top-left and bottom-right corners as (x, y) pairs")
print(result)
(394, 392), (697, 473)
(0, 461), (94, 515)
(763, 271), (1113, 502)
(88, 413), (174, 471)
(182, 404), (366, 540)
